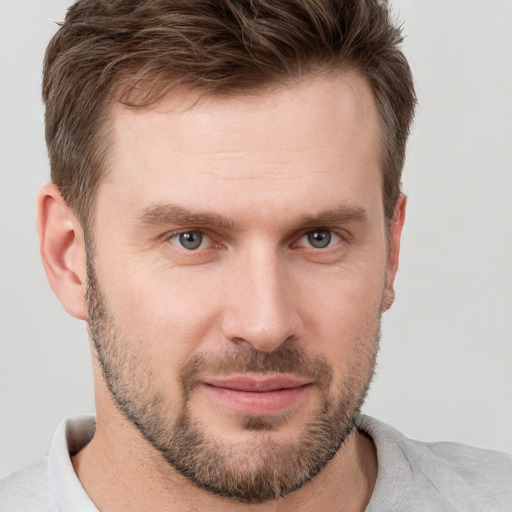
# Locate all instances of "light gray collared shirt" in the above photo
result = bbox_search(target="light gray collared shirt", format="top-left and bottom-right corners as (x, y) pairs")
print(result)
(1, 414), (511, 511)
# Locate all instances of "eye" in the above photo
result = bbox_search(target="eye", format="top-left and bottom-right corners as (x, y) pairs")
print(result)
(297, 230), (341, 249)
(168, 231), (210, 250)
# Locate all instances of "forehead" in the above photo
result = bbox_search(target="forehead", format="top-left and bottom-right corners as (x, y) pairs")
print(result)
(99, 72), (383, 227)
(110, 71), (379, 156)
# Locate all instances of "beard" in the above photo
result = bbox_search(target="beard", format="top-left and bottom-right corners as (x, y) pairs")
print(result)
(86, 256), (379, 504)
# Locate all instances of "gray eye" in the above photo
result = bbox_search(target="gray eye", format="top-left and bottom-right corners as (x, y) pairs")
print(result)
(178, 232), (203, 250)
(307, 230), (332, 248)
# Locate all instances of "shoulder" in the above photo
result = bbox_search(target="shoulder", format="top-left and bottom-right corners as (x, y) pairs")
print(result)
(0, 416), (97, 512)
(405, 436), (512, 503)
(358, 415), (512, 511)
(407, 434), (512, 475)
(0, 457), (59, 512)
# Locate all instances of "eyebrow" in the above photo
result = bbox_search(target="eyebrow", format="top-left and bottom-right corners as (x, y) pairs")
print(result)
(137, 204), (240, 230)
(136, 203), (369, 231)
(294, 206), (369, 228)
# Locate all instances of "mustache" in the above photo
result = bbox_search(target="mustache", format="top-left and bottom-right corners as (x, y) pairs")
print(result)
(179, 345), (333, 398)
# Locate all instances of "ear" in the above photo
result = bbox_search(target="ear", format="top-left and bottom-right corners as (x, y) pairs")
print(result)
(36, 183), (88, 320)
(381, 194), (406, 311)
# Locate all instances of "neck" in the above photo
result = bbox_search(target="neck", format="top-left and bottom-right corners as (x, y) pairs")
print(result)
(72, 406), (377, 512)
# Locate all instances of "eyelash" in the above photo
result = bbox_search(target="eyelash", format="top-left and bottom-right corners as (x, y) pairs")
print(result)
(166, 228), (346, 252)
(167, 230), (217, 251)
(294, 230), (343, 250)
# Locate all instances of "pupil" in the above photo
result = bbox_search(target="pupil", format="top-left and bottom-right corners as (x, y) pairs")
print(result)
(179, 232), (202, 250)
(308, 231), (331, 248)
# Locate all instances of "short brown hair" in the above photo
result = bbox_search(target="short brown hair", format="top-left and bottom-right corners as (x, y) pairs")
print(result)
(43, 0), (416, 229)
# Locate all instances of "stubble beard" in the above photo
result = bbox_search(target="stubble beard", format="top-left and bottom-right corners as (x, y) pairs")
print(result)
(86, 256), (380, 504)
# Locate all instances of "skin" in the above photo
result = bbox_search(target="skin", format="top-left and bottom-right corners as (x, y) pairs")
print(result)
(37, 71), (406, 511)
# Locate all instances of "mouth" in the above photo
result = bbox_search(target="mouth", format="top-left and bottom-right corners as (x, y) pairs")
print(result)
(200, 374), (313, 415)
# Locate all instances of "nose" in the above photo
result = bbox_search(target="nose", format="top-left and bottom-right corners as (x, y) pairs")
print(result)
(220, 247), (303, 353)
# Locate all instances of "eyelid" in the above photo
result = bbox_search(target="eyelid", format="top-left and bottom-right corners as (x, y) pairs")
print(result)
(292, 228), (347, 249)
(166, 229), (214, 250)
(162, 227), (348, 251)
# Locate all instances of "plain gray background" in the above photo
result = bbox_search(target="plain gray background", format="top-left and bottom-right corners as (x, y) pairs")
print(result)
(1, 0), (511, 478)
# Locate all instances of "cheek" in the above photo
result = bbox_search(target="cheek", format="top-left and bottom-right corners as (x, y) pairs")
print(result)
(98, 260), (224, 378)
(298, 259), (386, 322)
(296, 263), (385, 363)
(94, 233), (387, 375)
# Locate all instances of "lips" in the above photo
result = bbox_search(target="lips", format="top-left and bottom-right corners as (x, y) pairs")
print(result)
(200, 374), (312, 414)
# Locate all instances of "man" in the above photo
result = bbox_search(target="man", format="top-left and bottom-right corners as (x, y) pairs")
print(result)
(1, 0), (511, 510)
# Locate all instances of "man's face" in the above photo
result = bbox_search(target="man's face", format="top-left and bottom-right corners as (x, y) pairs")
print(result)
(87, 72), (398, 502)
